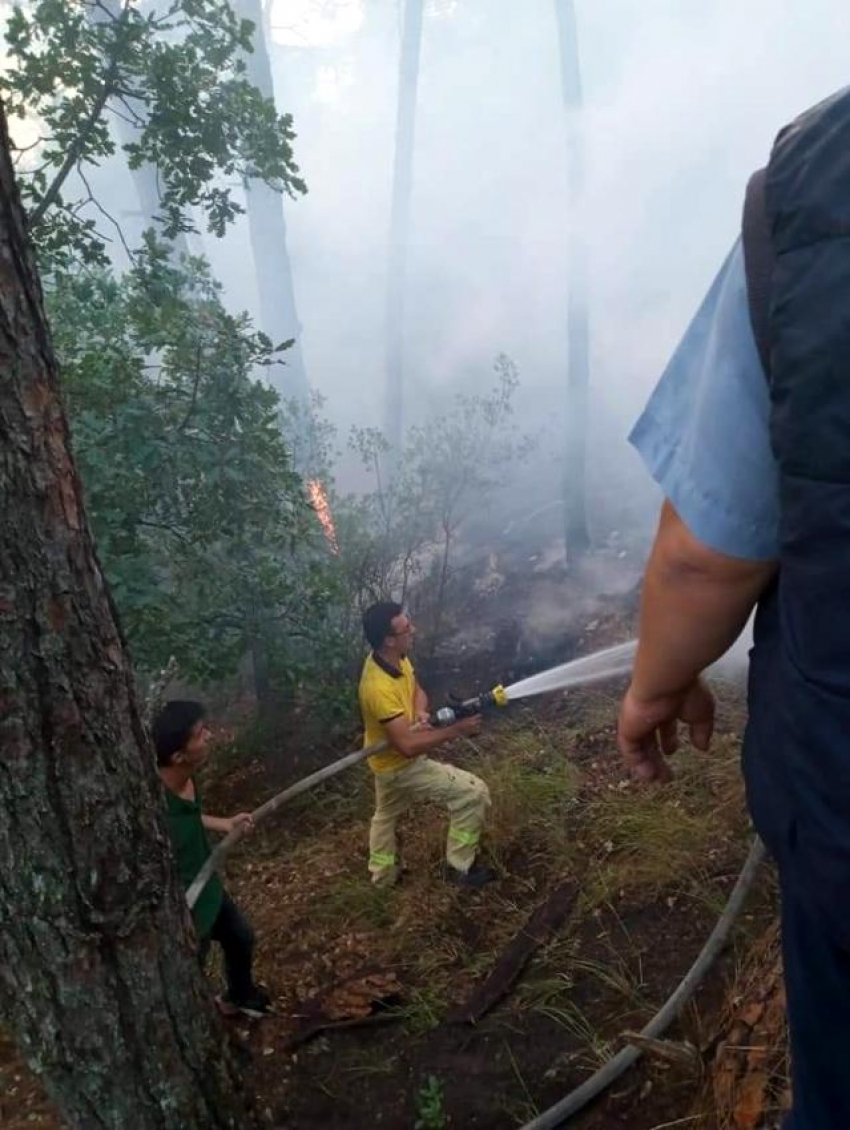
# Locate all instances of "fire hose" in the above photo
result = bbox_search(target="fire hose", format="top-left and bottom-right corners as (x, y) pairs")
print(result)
(185, 686), (508, 910)
(518, 835), (767, 1130)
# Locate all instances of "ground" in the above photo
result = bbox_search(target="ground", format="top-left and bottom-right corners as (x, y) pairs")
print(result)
(0, 547), (788, 1129)
(0, 687), (784, 1128)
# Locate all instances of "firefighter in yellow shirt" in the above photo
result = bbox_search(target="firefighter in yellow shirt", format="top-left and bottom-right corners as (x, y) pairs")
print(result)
(359, 601), (496, 889)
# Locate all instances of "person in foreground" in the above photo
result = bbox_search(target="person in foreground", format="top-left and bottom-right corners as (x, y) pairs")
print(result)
(359, 601), (496, 889)
(154, 699), (272, 1018)
(619, 86), (850, 1130)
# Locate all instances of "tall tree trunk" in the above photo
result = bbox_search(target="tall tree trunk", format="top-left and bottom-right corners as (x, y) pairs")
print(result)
(554, 0), (591, 563)
(0, 105), (256, 1130)
(385, 0), (425, 456)
(234, 0), (309, 405)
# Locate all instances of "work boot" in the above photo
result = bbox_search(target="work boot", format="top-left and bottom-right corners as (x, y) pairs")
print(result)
(216, 985), (274, 1019)
(445, 861), (497, 889)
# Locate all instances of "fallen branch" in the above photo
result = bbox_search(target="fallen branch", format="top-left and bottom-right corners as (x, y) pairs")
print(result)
(620, 1031), (702, 1072)
(446, 880), (578, 1025)
(285, 1011), (401, 1050)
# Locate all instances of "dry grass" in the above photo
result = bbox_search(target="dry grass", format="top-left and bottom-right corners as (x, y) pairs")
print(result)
(575, 738), (746, 908)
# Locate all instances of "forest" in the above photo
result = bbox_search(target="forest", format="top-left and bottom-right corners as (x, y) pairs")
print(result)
(4, 2), (847, 1128)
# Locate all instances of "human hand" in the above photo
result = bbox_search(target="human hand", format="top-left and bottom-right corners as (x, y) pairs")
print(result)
(227, 812), (255, 834)
(455, 714), (483, 738)
(416, 712), (432, 727)
(617, 679), (715, 783)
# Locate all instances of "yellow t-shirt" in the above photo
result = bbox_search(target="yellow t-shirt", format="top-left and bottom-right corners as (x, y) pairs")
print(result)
(359, 653), (417, 773)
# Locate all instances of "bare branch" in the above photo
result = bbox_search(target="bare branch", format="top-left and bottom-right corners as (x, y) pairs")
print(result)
(30, 2), (133, 228)
(137, 518), (191, 545)
(76, 163), (136, 263)
(106, 101), (146, 129)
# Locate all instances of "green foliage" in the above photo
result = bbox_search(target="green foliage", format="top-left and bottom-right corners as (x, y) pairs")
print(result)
(2, 0), (527, 708)
(404, 352), (530, 643)
(0, 0), (352, 710)
(342, 423), (433, 607)
(338, 355), (527, 610)
(414, 1075), (448, 1130)
(329, 355), (529, 652)
(3, 0), (305, 263)
(48, 237), (333, 688)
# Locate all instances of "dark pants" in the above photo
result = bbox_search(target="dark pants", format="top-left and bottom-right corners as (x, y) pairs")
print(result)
(199, 891), (256, 1002)
(779, 870), (850, 1130)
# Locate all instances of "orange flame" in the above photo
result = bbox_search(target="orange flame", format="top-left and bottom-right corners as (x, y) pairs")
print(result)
(307, 479), (339, 554)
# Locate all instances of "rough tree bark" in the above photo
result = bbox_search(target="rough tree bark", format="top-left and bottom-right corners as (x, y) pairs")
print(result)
(233, 0), (309, 405)
(554, 0), (591, 563)
(0, 105), (257, 1130)
(384, 0), (425, 456)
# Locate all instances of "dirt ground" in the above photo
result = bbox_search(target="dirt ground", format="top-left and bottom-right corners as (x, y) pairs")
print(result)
(0, 548), (788, 1130)
(1, 692), (781, 1130)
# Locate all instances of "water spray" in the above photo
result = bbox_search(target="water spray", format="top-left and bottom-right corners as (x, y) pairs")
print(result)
(430, 642), (638, 727)
(499, 640), (637, 701)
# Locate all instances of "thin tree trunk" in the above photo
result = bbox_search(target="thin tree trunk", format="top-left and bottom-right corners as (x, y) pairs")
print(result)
(0, 104), (256, 1130)
(429, 523), (452, 657)
(234, 0), (309, 404)
(251, 635), (273, 711)
(554, 0), (591, 563)
(385, 0), (425, 455)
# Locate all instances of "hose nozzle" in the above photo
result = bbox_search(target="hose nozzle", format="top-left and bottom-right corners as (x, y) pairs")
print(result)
(430, 684), (509, 727)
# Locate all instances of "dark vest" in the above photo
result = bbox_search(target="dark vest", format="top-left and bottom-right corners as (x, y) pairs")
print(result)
(742, 86), (850, 944)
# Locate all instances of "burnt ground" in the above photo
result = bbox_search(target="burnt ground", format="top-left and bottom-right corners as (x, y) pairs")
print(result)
(0, 544), (786, 1130)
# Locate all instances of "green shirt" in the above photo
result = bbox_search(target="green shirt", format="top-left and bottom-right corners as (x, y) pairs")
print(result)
(164, 786), (224, 939)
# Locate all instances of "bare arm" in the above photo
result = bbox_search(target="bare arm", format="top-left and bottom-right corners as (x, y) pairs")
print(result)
(202, 812), (254, 835)
(414, 681), (429, 724)
(619, 501), (776, 781)
(632, 501), (776, 698)
(383, 713), (480, 759)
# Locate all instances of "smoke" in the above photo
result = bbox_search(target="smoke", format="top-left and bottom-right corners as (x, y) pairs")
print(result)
(67, 0), (850, 532)
(246, 1), (848, 403)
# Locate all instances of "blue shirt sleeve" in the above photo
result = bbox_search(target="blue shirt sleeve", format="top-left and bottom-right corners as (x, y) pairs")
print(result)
(629, 238), (779, 560)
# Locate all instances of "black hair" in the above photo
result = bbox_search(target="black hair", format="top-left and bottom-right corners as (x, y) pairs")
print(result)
(152, 700), (206, 767)
(362, 601), (403, 651)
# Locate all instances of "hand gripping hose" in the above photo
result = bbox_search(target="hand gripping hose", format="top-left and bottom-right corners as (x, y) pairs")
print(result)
(518, 836), (767, 1130)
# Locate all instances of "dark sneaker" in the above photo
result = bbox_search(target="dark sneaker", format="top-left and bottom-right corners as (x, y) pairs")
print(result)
(216, 986), (274, 1019)
(446, 862), (497, 889)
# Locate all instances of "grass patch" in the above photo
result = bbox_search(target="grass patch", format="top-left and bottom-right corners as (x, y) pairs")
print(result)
(473, 718), (582, 868)
(399, 985), (447, 1035)
(577, 746), (745, 905)
(313, 873), (397, 930)
(535, 998), (615, 1069)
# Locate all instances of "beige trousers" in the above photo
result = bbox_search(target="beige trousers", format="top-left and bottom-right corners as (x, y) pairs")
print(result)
(368, 757), (491, 886)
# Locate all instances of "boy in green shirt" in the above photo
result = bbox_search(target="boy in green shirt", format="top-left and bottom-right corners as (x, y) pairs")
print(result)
(154, 700), (271, 1018)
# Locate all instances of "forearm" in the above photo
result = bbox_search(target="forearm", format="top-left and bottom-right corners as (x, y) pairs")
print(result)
(201, 814), (230, 834)
(632, 504), (775, 701)
(384, 719), (469, 759)
(414, 685), (429, 716)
